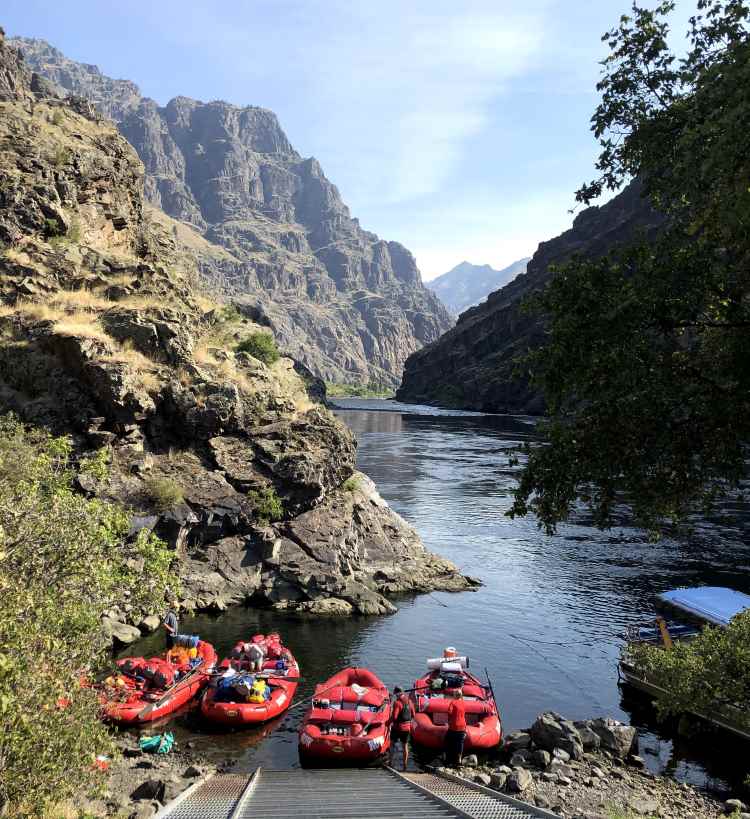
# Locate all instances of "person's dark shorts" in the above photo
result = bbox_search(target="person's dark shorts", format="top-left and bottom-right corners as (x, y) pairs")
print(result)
(445, 729), (466, 764)
(166, 634), (175, 650)
(392, 726), (410, 745)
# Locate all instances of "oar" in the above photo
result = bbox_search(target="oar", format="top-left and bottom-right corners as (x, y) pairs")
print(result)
(484, 667), (498, 709)
(286, 680), (353, 712)
(135, 661), (205, 720)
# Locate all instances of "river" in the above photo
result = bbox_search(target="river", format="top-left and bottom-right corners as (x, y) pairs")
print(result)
(124, 399), (750, 792)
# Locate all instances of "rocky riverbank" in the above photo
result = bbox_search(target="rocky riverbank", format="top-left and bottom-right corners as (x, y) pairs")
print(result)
(446, 711), (731, 819)
(0, 30), (473, 646)
(83, 710), (742, 819)
(75, 733), (219, 819)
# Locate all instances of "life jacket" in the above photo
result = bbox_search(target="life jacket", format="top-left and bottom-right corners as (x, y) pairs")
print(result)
(396, 694), (413, 725)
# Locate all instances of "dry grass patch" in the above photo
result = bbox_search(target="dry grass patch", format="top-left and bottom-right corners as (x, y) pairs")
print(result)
(100, 341), (163, 394)
(13, 301), (67, 323)
(54, 314), (110, 342)
(193, 293), (220, 313)
(270, 358), (314, 413)
(51, 289), (111, 312)
(216, 357), (253, 394)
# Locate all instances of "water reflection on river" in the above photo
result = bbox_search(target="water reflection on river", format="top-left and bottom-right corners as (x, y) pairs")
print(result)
(125, 399), (750, 790)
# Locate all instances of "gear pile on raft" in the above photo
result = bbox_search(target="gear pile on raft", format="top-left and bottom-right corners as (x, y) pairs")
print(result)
(96, 639), (502, 767)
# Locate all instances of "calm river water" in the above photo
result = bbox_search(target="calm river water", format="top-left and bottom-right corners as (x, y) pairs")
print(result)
(125, 399), (750, 791)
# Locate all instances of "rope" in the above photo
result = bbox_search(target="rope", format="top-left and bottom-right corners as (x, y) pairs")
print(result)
(506, 632), (609, 714)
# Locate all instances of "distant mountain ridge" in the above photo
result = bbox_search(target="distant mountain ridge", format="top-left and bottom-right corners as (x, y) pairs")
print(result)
(397, 182), (662, 413)
(427, 258), (529, 315)
(12, 36), (452, 387)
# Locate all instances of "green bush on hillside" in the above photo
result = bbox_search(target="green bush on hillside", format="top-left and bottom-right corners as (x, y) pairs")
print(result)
(247, 485), (284, 523)
(144, 476), (184, 511)
(0, 416), (177, 817)
(236, 332), (280, 366)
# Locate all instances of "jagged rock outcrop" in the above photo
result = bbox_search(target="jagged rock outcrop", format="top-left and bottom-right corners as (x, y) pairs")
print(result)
(12, 37), (452, 388)
(0, 32), (472, 622)
(397, 182), (662, 412)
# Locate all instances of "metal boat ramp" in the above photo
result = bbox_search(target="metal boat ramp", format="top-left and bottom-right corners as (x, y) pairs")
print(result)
(155, 766), (557, 819)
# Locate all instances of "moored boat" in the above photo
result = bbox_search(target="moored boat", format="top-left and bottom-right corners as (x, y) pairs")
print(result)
(100, 636), (217, 724)
(201, 633), (299, 726)
(298, 667), (392, 765)
(409, 649), (502, 752)
(619, 586), (750, 741)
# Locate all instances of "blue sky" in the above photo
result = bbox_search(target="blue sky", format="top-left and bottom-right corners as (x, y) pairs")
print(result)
(3, 1), (695, 279)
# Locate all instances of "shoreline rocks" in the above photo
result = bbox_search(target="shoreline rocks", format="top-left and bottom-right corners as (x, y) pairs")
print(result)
(446, 711), (727, 819)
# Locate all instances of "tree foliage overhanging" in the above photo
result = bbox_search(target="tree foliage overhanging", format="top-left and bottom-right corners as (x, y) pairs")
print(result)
(510, 0), (750, 533)
(0, 416), (177, 818)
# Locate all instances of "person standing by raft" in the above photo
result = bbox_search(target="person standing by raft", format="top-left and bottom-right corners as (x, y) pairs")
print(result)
(390, 686), (413, 771)
(162, 601), (179, 650)
(445, 688), (467, 767)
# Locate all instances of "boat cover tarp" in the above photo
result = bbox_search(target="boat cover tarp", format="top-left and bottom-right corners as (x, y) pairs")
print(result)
(658, 587), (750, 627)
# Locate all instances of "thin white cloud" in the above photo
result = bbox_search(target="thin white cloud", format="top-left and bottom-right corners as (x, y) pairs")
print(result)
(297, 2), (550, 204)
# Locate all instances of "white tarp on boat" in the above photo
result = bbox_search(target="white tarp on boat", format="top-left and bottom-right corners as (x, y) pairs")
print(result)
(658, 586), (750, 627)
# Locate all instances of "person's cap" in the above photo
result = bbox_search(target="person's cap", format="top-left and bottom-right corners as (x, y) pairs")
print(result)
(394, 686), (403, 694)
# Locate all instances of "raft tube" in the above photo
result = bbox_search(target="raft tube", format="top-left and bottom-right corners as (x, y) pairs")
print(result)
(100, 640), (217, 725)
(298, 667), (392, 765)
(200, 634), (299, 726)
(409, 668), (502, 752)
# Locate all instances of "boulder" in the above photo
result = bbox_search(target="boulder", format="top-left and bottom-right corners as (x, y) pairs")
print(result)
(532, 749), (551, 768)
(490, 771), (507, 789)
(130, 779), (165, 802)
(507, 768), (534, 793)
(101, 616), (141, 645)
(504, 730), (532, 752)
(510, 751), (531, 767)
(463, 754), (478, 768)
(183, 765), (203, 779)
(530, 712), (584, 760)
(630, 796), (658, 816)
(590, 717), (638, 758)
(574, 720), (602, 751)
(726, 799), (747, 814)
(473, 772), (491, 787)
(139, 614), (161, 633)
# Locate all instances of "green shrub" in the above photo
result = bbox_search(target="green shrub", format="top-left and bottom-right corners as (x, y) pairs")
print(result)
(342, 475), (360, 493)
(143, 476), (184, 511)
(218, 304), (241, 323)
(44, 217), (64, 239)
(51, 109), (64, 126)
(630, 610), (750, 733)
(0, 415), (176, 816)
(325, 381), (393, 398)
(247, 485), (284, 523)
(236, 332), (280, 366)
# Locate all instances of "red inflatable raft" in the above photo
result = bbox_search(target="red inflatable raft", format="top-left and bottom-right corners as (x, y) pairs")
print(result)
(409, 652), (502, 752)
(298, 667), (392, 765)
(100, 639), (217, 724)
(200, 633), (299, 726)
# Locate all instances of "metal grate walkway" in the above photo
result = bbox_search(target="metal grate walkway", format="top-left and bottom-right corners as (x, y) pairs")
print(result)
(400, 771), (557, 819)
(156, 767), (556, 819)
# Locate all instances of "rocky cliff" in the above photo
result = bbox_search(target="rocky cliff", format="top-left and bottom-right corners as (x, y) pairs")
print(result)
(12, 37), (452, 389)
(0, 31), (472, 633)
(397, 183), (661, 413)
(427, 257), (529, 316)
